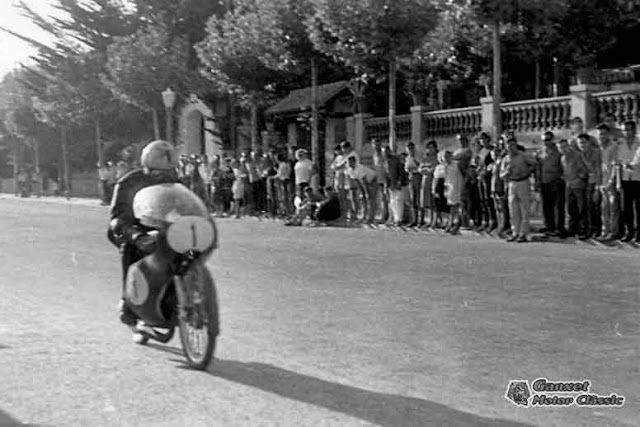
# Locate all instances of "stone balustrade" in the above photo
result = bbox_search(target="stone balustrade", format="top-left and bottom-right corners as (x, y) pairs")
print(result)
(363, 114), (412, 143)
(423, 106), (482, 137)
(344, 83), (640, 153)
(593, 90), (640, 124)
(501, 96), (572, 133)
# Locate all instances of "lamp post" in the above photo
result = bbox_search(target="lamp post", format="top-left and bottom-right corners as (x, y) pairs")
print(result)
(162, 88), (177, 144)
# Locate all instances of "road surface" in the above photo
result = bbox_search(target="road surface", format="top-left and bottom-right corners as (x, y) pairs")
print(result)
(0, 196), (638, 426)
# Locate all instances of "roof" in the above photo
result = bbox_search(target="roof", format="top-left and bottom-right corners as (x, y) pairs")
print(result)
(266, 80), (350, 115)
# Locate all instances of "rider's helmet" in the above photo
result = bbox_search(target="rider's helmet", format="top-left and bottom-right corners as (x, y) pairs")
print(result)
(140, 140), (179, 171)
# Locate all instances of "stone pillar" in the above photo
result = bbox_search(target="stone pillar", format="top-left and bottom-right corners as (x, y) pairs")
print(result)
(346, 116), (355, 144)
(410, 106), (425, 146)
(481, 96), (496, 137)
(569, 84), (603, 130)
(287, 122), (297, 147)
(353, 113), (372, 153)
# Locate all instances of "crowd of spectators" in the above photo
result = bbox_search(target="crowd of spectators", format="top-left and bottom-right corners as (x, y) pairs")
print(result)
(96, 112), (640, 244)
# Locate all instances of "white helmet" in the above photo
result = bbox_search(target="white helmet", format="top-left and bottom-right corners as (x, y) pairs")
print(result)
(140, 140), (179, 170)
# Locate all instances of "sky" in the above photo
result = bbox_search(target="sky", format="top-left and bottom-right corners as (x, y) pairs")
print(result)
(0, 0), (59, 77)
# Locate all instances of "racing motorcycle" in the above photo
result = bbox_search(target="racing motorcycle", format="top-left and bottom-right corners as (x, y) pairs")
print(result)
(123, 182), (219, 370)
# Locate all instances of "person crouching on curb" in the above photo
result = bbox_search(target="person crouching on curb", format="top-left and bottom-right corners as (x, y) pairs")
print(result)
(285, 186), (323, 226)
(346, 156), (378, 224)
(500, 138), (537, 242)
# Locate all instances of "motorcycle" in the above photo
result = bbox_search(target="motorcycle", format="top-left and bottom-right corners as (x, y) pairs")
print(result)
(124, 182), (219, 370)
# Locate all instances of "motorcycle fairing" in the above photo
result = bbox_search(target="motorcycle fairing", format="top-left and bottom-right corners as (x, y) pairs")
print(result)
(124, 255), (174, 328)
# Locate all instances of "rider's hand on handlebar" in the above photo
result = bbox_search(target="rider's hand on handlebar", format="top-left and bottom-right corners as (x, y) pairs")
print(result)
(135, 231), (158, 252)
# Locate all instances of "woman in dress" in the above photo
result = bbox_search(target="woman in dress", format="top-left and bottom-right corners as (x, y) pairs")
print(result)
(419, 140), (439, 228)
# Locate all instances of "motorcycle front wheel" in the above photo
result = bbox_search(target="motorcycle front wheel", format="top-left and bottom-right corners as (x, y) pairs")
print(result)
(177, 265), (219, 370)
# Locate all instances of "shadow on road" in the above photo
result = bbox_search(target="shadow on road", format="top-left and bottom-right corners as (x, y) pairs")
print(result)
(203, 359), (533, 427)
(144, 345), (532, 425)
(0, 408), (28, 427)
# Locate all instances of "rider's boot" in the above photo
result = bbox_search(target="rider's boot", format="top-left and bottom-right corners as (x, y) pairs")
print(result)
(118, 299), (138, 327)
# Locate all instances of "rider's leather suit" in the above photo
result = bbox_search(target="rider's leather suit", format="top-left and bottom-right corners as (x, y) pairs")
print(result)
(107, 168), (180, 287)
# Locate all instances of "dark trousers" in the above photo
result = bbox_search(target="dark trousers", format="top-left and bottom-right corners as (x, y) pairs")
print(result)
(585, 183), (602, 234)
(567, 186), (587, 235)
(621, 181), (640, 237)
(462, 180), (481, 227)
(541, 179), (566, 233)
(478, 174), (497, 227)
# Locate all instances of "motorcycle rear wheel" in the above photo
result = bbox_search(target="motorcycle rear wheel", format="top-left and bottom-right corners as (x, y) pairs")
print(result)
(178, 272), (219, 370)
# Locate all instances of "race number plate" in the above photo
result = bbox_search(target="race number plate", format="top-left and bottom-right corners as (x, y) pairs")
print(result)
(166, 216), (215, 254)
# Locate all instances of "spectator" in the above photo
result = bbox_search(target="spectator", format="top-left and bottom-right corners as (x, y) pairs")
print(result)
(419, 140), (439, 228)
(443, 150), (463, 234)
(371, 138), (389, 223)
(383, 146), (408, 225)
(500, 138), (537, 242)
(315, 186), (342, 223)
(284, 186), (323, 226)
(595, 123), (621, 241)
(190, 156), (208, 208)
(275, 153), (293, 216)
(475, 132), (497, 231)
(578, 133), (603, 238)
(559, 139), (589, 239)
(617, 120), (640, 242)
(536, 131), (566, 238)
(432, 150), (448, 229)
(603, 112), (624, 141)
(346, 156), (378, 223)
(330, 144), (349, 220)
(489, 145), (508, 237)
(230, 158), (247, 218)
(209, 156), (223, 215)
(452, 134), (474, 228)
(265, 150), (280, 217)
(294, 148), (316, 196)
(340, 141), (361, 221)
(404, 142), (421, 226)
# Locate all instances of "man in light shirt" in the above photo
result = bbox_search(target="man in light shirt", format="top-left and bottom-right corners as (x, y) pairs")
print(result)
(617, 120), (640, 242)
(347, 155), (378, 223)
(596, 123), (621, 240)
(371, 138), (388, 223)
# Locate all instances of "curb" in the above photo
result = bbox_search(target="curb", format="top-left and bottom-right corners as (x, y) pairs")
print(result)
(0, 194), (105, 207)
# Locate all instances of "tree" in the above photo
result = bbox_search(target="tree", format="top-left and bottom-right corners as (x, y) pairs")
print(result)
(103, 23), (207, 140)
(310, 0), (440, 151)
(468, 0), (567, 138)
(196, 1), (291, 152)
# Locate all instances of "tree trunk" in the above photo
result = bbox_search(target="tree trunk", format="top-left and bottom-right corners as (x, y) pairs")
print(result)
(152, 108), (160, 140)
(389, 58), (397, 153)
(12, 137), (20, 196)
(552, 57), (559, 97)
(95, 119), (104, 167)
(229, 95), (237, 154)
(250, 102), (259, 153)
(492, 18), (502, 140)
(61, 126), (70, 198)
(535, 60), (541, 99)
(311, 56), (322, 187)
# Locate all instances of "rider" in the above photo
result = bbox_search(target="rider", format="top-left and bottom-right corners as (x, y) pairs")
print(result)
(107, 140), (181, 326)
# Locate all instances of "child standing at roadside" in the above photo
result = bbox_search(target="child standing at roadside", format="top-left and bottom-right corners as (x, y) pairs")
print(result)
(444, 150), (463, 234)
(231, 159), (247, 219)
(432, 151), (448, 228)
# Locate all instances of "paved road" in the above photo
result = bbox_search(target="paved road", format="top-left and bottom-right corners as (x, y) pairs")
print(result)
(0, 196), (638, 426)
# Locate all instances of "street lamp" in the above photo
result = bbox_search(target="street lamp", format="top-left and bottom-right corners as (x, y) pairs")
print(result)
(162, 87), (177, 144)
